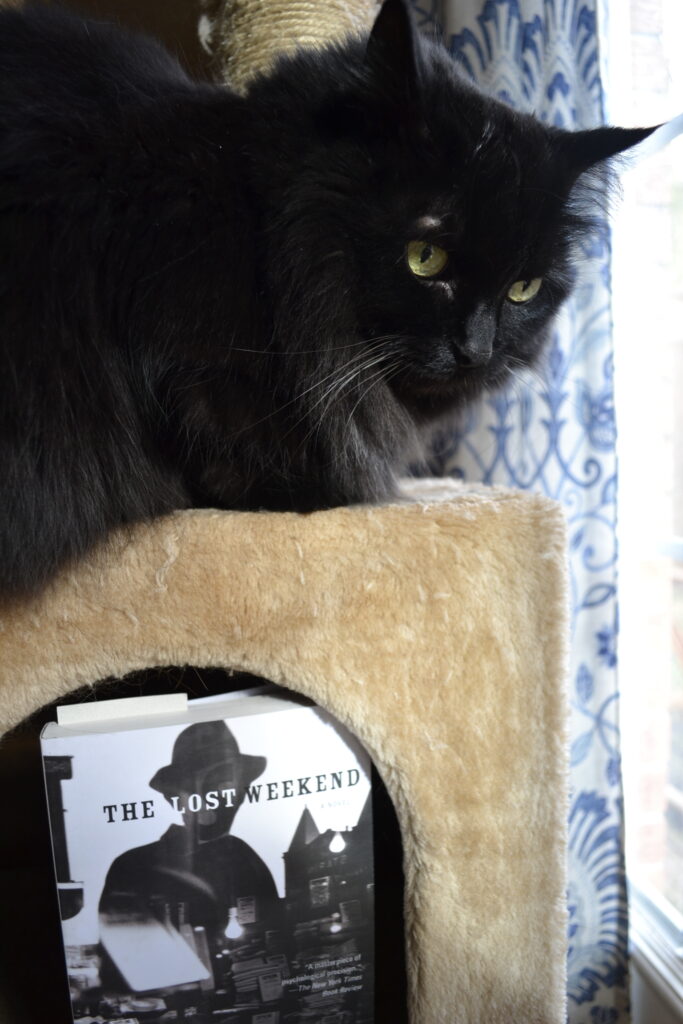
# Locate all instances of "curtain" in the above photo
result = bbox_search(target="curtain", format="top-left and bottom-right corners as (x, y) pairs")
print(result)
(409, 1), (631, 1020)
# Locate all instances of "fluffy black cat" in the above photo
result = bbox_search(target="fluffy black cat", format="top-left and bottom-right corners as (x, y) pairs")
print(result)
(0, 0), (653, 596)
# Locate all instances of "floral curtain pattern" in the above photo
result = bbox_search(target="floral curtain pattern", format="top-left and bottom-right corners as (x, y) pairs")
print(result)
(409, 1), (630, 1020)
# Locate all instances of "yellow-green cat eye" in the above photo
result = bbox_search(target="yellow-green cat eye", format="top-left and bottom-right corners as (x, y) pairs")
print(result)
(507, 277), (543, 303)
(406, 240), (449, 278)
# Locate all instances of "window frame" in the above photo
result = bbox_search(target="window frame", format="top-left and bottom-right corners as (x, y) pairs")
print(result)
(629, 882), (683, 1015)
(603, 0), (683, 1007)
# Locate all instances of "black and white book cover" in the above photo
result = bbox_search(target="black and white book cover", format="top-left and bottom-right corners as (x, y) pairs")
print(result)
(40, 687), (374, 1024)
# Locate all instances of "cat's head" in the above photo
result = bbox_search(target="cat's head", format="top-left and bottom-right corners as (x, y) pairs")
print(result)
(248, 0), (655, 418)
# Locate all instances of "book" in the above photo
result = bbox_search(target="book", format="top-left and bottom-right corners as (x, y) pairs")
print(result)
(41, 683), (375, 1024)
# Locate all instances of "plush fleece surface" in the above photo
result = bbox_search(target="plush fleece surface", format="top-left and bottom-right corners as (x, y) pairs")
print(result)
(0, 480), (569, 1023)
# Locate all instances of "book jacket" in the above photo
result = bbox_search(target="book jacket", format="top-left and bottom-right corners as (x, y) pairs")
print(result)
(40, 688), (374, 1024)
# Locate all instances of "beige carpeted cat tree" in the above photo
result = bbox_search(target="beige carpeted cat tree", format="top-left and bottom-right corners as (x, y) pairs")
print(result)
(0, 3), (571, 1022)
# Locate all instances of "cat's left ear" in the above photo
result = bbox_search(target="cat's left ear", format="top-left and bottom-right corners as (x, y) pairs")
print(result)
(318, 0), (423, 140)
(364, 0), (420, 95)
(558, 124), (660, 176)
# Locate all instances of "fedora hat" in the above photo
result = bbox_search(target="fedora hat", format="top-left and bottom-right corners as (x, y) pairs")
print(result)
(149, 720), (266, 796)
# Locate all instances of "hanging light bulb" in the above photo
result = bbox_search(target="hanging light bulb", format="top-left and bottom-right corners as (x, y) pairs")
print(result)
(224, 906), (244, 941)
(330, 913), (342, 934)
(329, 831), (346, 853)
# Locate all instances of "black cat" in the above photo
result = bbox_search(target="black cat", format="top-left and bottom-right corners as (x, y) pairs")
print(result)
(0, 0), (653, 596)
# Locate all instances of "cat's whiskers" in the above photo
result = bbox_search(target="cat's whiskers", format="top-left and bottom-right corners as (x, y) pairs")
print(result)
(296, 339), (393, 410)
(220, 338), (398, 443)
(287, 339), (405, 453)
(228, 338), (376, 357)
(342, 359), (404, 435)
(314, 354), (391, 426)
(312, 347), (395, 407)
(291, 349), (396, 450)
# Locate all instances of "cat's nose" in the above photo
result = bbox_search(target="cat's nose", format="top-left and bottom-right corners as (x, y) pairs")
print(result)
(457, 336), (493, 367)
(459, 306), (495, 366)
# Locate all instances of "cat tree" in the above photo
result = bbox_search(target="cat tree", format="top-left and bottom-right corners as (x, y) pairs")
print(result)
(0, 484), (569, 1022)
(197, 0), (380, 89)
(0, 2), (570, 1021)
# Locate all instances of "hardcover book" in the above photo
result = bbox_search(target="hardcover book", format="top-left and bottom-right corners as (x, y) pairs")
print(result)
(40, 685), (374, 1024)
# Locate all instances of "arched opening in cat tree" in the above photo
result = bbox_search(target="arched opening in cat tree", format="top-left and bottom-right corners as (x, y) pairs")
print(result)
(0, 666), (408, 1023)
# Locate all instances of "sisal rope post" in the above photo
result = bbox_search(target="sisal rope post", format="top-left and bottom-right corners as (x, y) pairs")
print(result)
(198, 0), (380, 91)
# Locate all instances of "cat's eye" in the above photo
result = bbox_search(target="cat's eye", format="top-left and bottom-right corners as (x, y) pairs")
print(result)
(406, 240), (449, 278)
(507, 278), (543, 303)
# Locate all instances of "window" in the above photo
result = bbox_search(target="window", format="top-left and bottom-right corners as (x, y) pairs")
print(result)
(607, 0), (683, 1009)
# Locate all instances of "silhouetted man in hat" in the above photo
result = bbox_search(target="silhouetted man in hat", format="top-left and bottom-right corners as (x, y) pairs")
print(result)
(99, 720), (279, 992)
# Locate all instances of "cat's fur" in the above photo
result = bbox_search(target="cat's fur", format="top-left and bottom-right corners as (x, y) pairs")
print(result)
(0, 0), (652, 596)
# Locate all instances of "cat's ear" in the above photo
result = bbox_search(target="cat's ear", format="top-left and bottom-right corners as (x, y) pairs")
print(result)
(559, 124), (659, 176)
(318, 0), (422, 140)
(364, 0), (420, 95)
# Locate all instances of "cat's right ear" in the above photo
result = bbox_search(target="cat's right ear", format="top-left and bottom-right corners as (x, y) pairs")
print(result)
(363, 0), (420, 95)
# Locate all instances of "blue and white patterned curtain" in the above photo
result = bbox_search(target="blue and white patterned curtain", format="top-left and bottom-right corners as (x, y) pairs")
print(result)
(410, 2), (630, 1021)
